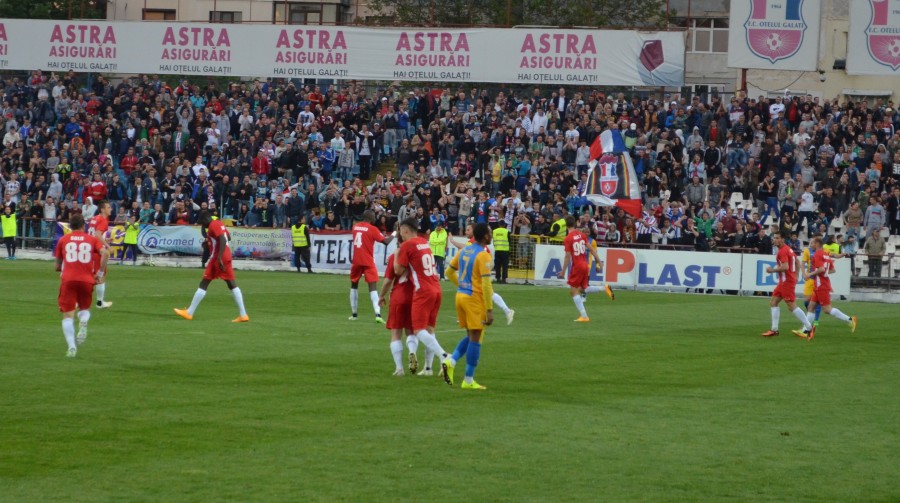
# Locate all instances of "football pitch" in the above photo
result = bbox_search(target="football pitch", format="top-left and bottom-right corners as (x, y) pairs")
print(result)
(1, 260), (897, 502)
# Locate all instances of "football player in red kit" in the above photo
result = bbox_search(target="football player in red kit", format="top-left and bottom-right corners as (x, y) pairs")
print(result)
(56, 214), (108, 357)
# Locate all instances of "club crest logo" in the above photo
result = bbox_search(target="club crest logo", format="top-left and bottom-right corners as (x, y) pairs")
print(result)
(744, 0), (807, 63)
(865, 0), (900, 71)
(598, 154), (618, 197)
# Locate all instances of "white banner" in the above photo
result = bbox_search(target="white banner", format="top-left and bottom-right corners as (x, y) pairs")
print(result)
(534, 245), (743, 290)
(847, 0), (900, 75)
(137, 225), (292, 258)
(308, 231), (398, 273)
(0, 20), (684, 86)
(533, 245), (850, 295)
(740, 252), (852, 297)
(727, 0), (820, 71)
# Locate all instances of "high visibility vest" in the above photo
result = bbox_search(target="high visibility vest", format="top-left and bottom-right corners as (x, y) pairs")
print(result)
(429, 228), (448, 258)
(124, 223), (139, 245)
(1, 214), (15, 238)
(551, 218), (567, 242)
(492, 227), (510, 252)
(823, 243), (840, 256)
(292, 224), (308, 247)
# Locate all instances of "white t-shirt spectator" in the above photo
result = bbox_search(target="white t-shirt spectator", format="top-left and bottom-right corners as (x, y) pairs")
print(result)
(799, 191), (816, 212)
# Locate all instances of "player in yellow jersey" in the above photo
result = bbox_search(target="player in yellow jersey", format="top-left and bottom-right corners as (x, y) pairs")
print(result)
(442, 223), (495, 390)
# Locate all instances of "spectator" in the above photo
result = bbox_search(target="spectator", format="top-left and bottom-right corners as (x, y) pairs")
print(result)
(863, 228), (886, 277)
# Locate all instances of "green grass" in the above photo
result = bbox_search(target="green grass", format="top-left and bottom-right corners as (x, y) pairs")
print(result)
(1, 260), (897, 502)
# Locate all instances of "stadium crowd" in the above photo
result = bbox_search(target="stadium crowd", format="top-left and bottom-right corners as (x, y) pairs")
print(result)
(1, 70), (899, 271)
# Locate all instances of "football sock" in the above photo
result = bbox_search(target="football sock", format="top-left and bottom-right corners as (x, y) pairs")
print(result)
(829, 308), (851, 323)
(770, 307), (780, 331)
(416, 330), (445, 357)
(187, 288), (206, 316)
(62, 318), (76, 350)
(406, 334), (419, 354)
(370, 291), (381, 316)
(451, 336), (469, 365)
(390, 340), (403, 370)
(77, 310), (90, 325)
(96, 283), (106, 302)
(584, 286), (602, 294)
(464, 341), (482, 384)
(814, 305), (822, 321)
(572, 295), (588, 318)
(231, 287), (247, 317)
(423, 347), (434, 370)
(349, 289), (359, 315)
(792, 307), (812, 330)
(492, 293), (510, 315)
(806, 311), (815, 324)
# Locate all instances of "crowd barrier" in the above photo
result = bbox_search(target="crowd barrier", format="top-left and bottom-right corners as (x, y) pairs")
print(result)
(4, 220), (883, 295)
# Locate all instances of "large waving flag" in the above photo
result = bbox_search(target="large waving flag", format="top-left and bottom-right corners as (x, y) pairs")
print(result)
(582, 129), (643, 217)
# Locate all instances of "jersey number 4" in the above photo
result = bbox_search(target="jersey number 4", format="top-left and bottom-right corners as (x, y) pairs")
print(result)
(65, 242), (93, 264)
(353, 232), (363, 248)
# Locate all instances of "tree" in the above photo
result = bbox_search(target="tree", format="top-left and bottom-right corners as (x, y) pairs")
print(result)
(0, 0), (106, 20)
(363, 0), (668, 28)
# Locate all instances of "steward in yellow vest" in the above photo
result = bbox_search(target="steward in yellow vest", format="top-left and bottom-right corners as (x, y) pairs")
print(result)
(1, 206), (16, 259)
(292, 215), (313, 273)
(492, 225), (510, 283)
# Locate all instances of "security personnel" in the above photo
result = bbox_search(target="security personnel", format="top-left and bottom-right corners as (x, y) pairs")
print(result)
(122, 216), (140, 265)
(492, 224), (510, 283)
(429, 221), (449, 280)
(291, 214), (313, 273)
(549, 209), (567, 243)
(2, 205), (17, 260)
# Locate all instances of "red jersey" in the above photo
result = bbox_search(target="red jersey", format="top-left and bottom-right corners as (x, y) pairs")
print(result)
(385, 254), (413, 305)
(396, 237), (440, 292)
(775, 244), (798, 285)
(564, 231), (590, 271)
(55, 231), (103, 283)
(90, 214), (109, 237)
(351, 222), (385, 267)
(811, 249), (834, 290)
(206, 219), (233, 262)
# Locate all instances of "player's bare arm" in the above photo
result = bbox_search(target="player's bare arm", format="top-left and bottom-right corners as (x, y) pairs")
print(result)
(378, 277), (393, 307)
(216, 234), (227, 269)
(557, 252), (572, 279)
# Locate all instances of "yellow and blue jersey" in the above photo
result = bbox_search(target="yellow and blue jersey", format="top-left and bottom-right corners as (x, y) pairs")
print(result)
(451, 243), (493, 298)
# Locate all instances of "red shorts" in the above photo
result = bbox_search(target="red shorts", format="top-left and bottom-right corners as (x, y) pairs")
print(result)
(568, 266), (589, 290)
(772, 283), (797, 302)
(58, 281), (94, 312)
(411, 288), (442, 331)
(811, 287), (832, 306)
(203, 259), (236, 281)
(386, 301), (412, 331)
(350, 263), (379, 284)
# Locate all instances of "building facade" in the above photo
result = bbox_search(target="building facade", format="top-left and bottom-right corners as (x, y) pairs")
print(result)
(107, 0), (373, 25)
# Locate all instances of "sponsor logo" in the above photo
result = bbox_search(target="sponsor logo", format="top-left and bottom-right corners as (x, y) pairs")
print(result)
(756, 260), (778, 286)
(865, 0), (900, 71)
(744, 0), (807, 63)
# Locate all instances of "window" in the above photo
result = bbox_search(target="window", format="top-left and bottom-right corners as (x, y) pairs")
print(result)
(273, 2), (322, 25)
(690, 18), (729, 53)
(210, 11), (243, 23)
(143, 9), (176, 21)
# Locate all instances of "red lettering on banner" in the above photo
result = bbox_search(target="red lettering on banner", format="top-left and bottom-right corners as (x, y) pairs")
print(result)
(520, 33), (596, 54)
(275, 29), (347, 50)
(395, 32), (469, 52)
(162, 27), (231, 47)
(49, 24), (116, 44)
(0, 23), (6, 41)
(605, 249), (635, 283)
